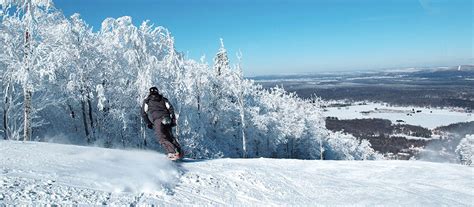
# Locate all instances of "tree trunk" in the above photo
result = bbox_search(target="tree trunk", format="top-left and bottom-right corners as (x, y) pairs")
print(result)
(121, 130), (126, 148)
(320, 136), (324, 160)
(255, 139), (260, 157)
(290, 138), (294, 158)
(87, 96), (94, 141)
(197, 91), (201, 116)
(23, 88), (32, 141)
(3, 109), (8, 140)
(240, 103), (246, 158)
(67, 103), (75, 119)
(67, 103), (79, 133)
(266, 136), (270, 157)
(141, 119), (147, 148)
(3, 82), (11, 140)
(2, 107), (7, 140)
(81, 99), (90, 143)
(23, 26), (32, 142)
(196, 75), (202, 118)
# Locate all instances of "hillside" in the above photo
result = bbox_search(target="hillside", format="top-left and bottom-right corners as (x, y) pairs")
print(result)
(1, 141), (473, 206)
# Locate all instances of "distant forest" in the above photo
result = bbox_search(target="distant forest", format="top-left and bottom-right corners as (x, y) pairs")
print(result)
(294, 86), (474, 109)
(325, 117), (474, 159)
(256, 67), (474, 109)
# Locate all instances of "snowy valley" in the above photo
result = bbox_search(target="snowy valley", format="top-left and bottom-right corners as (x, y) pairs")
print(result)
(323, 102), (473, 129)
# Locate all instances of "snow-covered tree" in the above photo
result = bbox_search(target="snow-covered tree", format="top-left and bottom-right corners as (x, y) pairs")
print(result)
(213, 38), (229, 76)
(59, 13), (102, 144)
(0, 0), (380, 160)
(456, 134), (473, 165)
(0, 0), (65, 141)
(235, 51), (247, 157)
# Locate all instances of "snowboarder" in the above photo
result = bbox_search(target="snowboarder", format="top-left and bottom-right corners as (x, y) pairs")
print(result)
(142, 87), (183, 160)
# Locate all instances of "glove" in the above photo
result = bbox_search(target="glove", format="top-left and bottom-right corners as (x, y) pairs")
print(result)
(147, 123), (153, 129)
(161, 117), (172, 125)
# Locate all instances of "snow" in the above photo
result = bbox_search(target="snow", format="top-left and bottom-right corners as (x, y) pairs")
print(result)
(390, 134), (436, 140)
(1, 141), (473, 206)
(324, 103), (473, 129)
(0, 141), (179, 194)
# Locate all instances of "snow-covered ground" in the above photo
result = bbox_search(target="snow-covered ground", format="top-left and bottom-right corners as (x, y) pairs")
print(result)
(1, 141), (473, 206)
(324, 103), (473, 129)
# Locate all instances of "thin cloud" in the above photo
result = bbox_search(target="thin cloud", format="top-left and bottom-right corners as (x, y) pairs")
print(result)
(418, 0), (440, 14)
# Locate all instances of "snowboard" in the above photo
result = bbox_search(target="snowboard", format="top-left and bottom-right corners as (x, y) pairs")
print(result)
(172, 158), (201, 163)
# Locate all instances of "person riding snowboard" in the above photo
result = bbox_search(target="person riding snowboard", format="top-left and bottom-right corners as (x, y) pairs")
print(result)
(142, 86), (183, 160)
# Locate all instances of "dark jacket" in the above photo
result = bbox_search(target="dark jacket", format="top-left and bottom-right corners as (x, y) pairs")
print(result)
(141, 93), (175, 125)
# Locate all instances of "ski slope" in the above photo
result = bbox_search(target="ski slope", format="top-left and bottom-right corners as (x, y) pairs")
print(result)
(1, 141), (473, 206)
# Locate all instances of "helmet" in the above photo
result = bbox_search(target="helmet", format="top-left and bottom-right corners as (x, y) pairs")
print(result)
(149, 87), (159, 94)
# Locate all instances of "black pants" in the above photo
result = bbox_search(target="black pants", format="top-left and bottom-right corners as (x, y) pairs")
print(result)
(154, 118), (181, 154)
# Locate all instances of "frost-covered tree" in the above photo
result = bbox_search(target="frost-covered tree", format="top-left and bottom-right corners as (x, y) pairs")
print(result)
(22, 0), (34, 141)
(209, 38), (229, 128)
(200, 39), (244, 156)
(60, 13), (102, 143)
(0, 0), (380, 160)
(0, 0), (64, 141)
(213, 38), (229, 76)
(456, 134), (473, 165)
(235, 51), (247, 157)
(0, 5), (17, 140)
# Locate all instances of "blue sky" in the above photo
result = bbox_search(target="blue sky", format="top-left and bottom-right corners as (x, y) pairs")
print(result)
(54, 0), (473, 76)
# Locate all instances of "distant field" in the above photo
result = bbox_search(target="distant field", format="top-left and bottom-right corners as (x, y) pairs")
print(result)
(323, 103), (473, 129)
